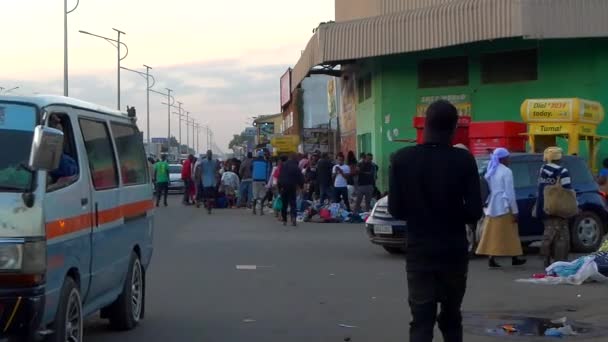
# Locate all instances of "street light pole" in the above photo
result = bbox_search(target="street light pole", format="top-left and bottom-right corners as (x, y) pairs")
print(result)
(177, 102), (183, 152)
(185, 111), (190, 150)
(144, 65), (153, 149)
(64, 0), (80, 97)
(113, 28), (126, 110)
(79, 29), (129, 110)
(166, 89), (173, 154)
(121, 65), (155, 149)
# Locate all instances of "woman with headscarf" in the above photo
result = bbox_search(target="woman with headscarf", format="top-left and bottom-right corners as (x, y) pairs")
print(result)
(476, 148), (526, 268)
(536, 146), (573, 267)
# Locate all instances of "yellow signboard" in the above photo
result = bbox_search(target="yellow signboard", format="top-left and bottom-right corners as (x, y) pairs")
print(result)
(417, 94), (472, 117)
(580, 100), (603, 124)
(579, 124), (597, 136)
(271, 135), (299, 153)
(522, 99), (574, 122)
(528, 124), (568, 135)
(521, 98), (604, 124)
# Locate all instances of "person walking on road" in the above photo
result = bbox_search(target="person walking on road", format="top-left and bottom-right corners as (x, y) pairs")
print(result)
(537, 146), (573, 267)
(154, 154), (170, 207)
(354, 154), (375, 213)
(195, 150), (219, 214)
(239, 152), (254, 208)
(332, 153), (351, 212)
(252, 150), (271, 215)
(181, 154), (195, 205)
(317, 153), (334, 205)
(476, 148), (526, 268)
(388, 100), (483, 342)
(279, 153), (305, 226)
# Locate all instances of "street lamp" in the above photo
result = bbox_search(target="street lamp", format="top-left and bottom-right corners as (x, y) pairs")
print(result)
(172, 102), (186, 154)
(157, 88), (176, 156)
(64, 0), (80, 96)
(150, 88), (175, 157)
(0, 87), (20, 94)
(121, 65), (155, 148)
(79, 28), (128, 110)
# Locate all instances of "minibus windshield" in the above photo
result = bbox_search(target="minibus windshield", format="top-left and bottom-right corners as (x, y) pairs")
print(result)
(0, 103), (37, 192)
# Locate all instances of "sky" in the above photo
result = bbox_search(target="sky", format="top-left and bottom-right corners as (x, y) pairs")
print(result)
(0, 0), (334, 153)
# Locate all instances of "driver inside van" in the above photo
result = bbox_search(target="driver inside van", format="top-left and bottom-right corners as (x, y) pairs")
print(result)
(47, 115), (78, 188)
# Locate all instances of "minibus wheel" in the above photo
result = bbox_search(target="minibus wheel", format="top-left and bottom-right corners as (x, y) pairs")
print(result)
(108, 252), (144, 330)
(46, 277), (83, 342)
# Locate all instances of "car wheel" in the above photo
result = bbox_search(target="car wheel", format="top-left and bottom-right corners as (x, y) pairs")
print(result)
(108, 252), (144, 330)
(383, 246), (404, 254)
(571, 211), (604, 253)
(46, 277), (83, 342)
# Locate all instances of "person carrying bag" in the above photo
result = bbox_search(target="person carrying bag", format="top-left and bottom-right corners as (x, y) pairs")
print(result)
(535, 147), (577, 267)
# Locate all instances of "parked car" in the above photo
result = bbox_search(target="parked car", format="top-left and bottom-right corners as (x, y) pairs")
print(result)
(168, 164), (185, 193)
(366, 153), (608, 255)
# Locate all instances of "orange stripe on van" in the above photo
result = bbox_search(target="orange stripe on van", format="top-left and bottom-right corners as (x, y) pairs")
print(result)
(46, 200), (153, 239)
(46, 213), (93, 240)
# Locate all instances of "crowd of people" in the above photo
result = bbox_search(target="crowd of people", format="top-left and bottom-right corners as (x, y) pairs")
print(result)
(149, 148), (383, 225)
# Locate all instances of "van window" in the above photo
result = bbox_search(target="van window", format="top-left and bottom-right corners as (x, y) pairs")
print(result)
(110, 123), (148, 185)
(47, 113), (80, 192)
(79, 118), (119, 190)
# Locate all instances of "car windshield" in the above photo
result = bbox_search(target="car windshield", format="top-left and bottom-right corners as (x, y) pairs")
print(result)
(0, 103), (37, 192)
(169, 165), (182, 174)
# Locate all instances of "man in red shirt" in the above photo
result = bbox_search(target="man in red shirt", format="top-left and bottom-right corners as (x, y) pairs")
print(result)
(182, 154), (195, 205)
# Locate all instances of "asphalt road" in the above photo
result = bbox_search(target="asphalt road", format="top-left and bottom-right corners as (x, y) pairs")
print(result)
(86, 196), (608, 342)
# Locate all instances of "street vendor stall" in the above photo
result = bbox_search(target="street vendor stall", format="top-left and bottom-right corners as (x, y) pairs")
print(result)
(521, 98), (605, 173)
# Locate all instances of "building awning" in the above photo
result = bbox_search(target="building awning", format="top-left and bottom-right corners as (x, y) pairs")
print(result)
(292, 0), (608, 92)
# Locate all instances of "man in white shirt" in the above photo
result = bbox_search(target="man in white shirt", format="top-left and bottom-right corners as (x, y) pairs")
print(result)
(332, 153), (351, 211)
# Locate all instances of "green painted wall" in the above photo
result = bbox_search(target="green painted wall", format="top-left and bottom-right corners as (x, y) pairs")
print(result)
(359, 38), (608, 191)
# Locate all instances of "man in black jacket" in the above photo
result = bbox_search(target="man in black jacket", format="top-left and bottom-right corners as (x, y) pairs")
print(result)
(278, 153), (304, 226)
(389, 100), (483, 342)
(316, 153), (334, 205)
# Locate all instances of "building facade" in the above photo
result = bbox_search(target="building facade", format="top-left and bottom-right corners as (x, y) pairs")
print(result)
(289, 0), (608, 191)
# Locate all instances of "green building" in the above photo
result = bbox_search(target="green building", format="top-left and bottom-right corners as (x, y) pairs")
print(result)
(291, 0), (608, 191)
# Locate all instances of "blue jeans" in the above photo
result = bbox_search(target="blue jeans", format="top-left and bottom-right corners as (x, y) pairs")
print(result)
(239, 180), (253, 206)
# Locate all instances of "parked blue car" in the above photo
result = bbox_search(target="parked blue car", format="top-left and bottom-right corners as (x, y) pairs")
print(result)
(366, 154), (608, 254)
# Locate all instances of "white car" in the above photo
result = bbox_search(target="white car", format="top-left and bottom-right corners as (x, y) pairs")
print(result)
(168, 164), (185, 193)
(366, 196), (479, 255)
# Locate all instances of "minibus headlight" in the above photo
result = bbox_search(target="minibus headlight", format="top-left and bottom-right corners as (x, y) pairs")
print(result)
(0, 243), (24, 270)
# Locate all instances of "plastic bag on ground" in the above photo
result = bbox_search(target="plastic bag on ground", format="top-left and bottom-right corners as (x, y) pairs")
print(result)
(516, 256), (608, 285)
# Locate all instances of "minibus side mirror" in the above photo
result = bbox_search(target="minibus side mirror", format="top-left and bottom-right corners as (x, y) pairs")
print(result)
(29, 125), (64, 171)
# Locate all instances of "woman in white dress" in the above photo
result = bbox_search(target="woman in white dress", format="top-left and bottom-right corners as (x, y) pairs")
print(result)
(476, 147), (526, 268)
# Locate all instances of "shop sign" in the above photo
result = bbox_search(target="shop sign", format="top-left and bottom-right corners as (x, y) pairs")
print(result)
(259, 122), (275, 144)
(328, 79), (337, 119)
(302, 129), (330, 153)
(272, 135), (298, 152)
(417, 94), (471, 117)
(529, 124), (568, 135)
(579, 124), (597, 136)
(280, 69), (292, 108)
(523, 99), (574, 122)
(580, 100), (603, 124)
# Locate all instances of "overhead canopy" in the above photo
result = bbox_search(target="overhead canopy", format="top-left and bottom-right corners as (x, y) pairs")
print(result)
(292, 0), (608, 92)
